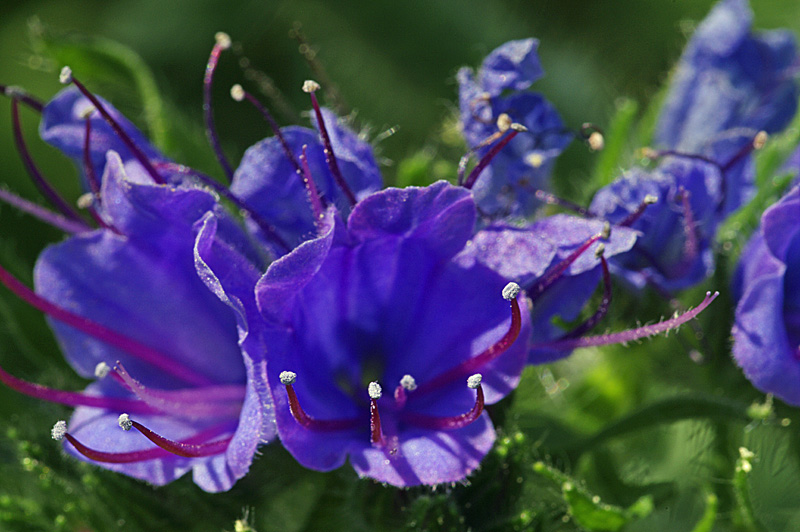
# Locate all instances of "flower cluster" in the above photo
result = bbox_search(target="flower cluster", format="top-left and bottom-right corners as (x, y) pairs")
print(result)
(1, 3), (758, 492)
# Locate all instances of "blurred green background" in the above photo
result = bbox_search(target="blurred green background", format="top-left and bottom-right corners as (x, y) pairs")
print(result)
(2, 1), (800, 531)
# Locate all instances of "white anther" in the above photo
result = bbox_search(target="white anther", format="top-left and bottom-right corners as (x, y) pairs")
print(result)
(302, 80), (321, 93)
(753, 131), (768, 150)
(644, 194), (658, 204)
(525, 152), (544, 168)
(279, 371), (297, 385)
(480, 91), (491, 101)
(510, 123), (528, 132)
(595, 243), (606, 258)
(59, 66), (73, 85)
(467, 374), (482, 389)
(51, 420), (67, 441)
(230, 84), (245, 102)
(496, 113), (512, 132)
(368, 381), (382, 400)
(118, 413), (133, 431)
(641, 147), (659, 159)
(215, 32), (232, 50)
(588, 131), (604, 151)
(502, 282), (521, 301)
(79, 105), (96, 119)
(601, 221), (611, 240)
(94, 362), (110, 379)
(77, 193), (95, 210)
(400, 374), (417, 391)
(3, 85), (25, 98)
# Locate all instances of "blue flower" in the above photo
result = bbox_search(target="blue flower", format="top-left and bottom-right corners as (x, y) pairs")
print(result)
(654, 0), (799, 215)
(457, 39), (571, 219)
(732, 185), (800, 405)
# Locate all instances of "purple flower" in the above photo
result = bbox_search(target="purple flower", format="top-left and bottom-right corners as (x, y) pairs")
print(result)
(457, 39), (571, 218)
(654, 0), (799, 215)
(732, 185), (800, 405)
(589, 158), (723, 292)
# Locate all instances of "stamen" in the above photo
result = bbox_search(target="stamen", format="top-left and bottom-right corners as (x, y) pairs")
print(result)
(0, 263), (213, 386)
(110, 362), (243, 419)
(368, 381), (384, 446)
(402, 374), (485, 431)
(720, 130), (768, 173)
(230, 84), (304, 176)
(414, 284), (522, 396)
(51, 420), (67, 441)
(462, 123), (528, 190)
(580, 123), (605, 152)
(555, 253), (612, 340)
(1, 83), (44, 112)
(0, 188), (87, 234)
(280, 371), (360, 431)
(60, 67), (166, 185)
(152, 162), (290, 254)
(299, 144), (325, 224)
(59, 422), (233, 463)
(81, 116), (120, 233)
(303, 80), (357, 206)
(400, 374), (417, 391)
(527, 232), (605, 299)
(672, 187), (700, 277)
(118, 413), (133, 431)
(530, 291), (719, 351)
(394, 374), (417, 409)
(125, 417), (233, 457)
(204, 33), (235, 181)
(0, 362), (155, 412)
(94, 362), (111, 378)
(11, 98), (88, 226)
(618, 194), (658, 227)
(534, 189), (593, 216)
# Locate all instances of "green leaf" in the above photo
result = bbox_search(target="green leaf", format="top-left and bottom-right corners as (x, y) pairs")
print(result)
(589, 98), (639, 194)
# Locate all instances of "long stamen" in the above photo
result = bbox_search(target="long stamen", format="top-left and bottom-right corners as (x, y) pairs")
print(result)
(11, 98), (88, 226)
(463, 123), (527, 190)
(0, 363), (155, 413)
(152, 162), (290, 253)
(299, 144), (325, 225)
(2, 84), (45, 112)
(0, 188), (87, 234)
(618, 194), (658, 227)
(527, 230), (606, 299)
(53, 420), (231, 463)
(531, 291), (719, 351)
(81, 115), (120, 233)
(0, 263), (212, 386)
(393, 374), (417, 409)
(279, 371), (360, 431)
(672, 187), (700, 277)
(457, 114), (511, 185)
(414, 283), (522, 396)
(534, 189), (593, 217)
(59, 67), (166, 185)
(303, 80), (357, 206)
(403, 375), (484, 431)
(368, 382), (384, 446)
(204, 33), (235, 181)
(230, 84), (303, 175)
(118, 414), (232, 458)
(555, 249), (612, 340)
(720, 131), (767, 173)
(109, 363), (243, 419)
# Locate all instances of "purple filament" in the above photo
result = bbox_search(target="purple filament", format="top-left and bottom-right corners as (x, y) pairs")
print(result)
(240, 88), (303, 176)
(130, 419), (232, 457)
(557, 254), (613, 340)
(203, 40), (235, 182)
(527, 234), (602, 298)
(308, 91), (357, 206)
(0, 188), (87, 234)
(463, 128), (521, 190)
(1, 84), (44, 113)
(299, 144), (325, 224)
(534, 189), (593, 217)
(401, 385), (484, 431)
(283, 382), (360, 432)
(0, 263), (213, 386)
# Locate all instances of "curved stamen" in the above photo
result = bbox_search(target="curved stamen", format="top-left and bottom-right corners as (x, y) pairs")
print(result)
(11, 99), (88, 226)
(54, 421), (232, 463)
(0, 188), (87, 234)
(204, 33), (235, 182)
(671, 187), (700, 278)
(463, 124), (527, 190)
(457, 115), (511, 185)
(531, 291), (719, 351)
(1, 84), (44, 112)
(303, 80), (357, 206)
(534, 189), (593, 217)
(299, 144), (325, 225)
(0, 363), (155, 413)
(556, 251), (612, 340)
(110, 363), (244, 419)
(414, 283), (522, 396)
(368, 382), (384, 446)
(0, 263), (213, 386)
(152, 162), (290, 254)
(279, 371), (360, 431)
(393, 374), (417, 409)
(81, 115), (120, 233)
(720, 131), (767, 173)
(527, 232), (605, 299)
(403, 375), (484, 431)
(59, 67), (166, 185)
(231, 84), (303, 176)
(618, 194), (658, 227)
(120, 414), (233, 458)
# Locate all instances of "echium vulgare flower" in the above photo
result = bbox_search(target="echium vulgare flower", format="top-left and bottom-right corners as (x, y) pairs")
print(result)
(583, 0), (799, 293)
(0, 33), (719, 489)
(0, 33), (378, 491)
(457, 38), (573, 219)
(732, 185), (800, 405)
